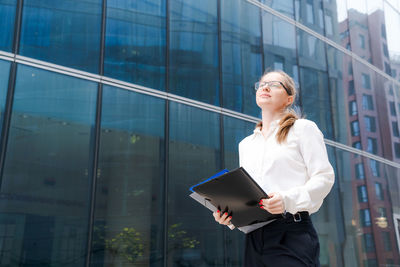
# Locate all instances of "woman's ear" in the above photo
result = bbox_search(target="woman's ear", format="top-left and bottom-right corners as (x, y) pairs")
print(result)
(286, 95), (294, 107)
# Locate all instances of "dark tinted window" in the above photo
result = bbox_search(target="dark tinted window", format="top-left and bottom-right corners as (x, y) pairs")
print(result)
(168, 102), (224, 265)
(104, 0), (166, 90)
(0, 0), (16, 52)
(169, 0), (219, 105)
(90, 86), (165, 266)
(0, 64), (98, 266)
(19, 0), (102, 73)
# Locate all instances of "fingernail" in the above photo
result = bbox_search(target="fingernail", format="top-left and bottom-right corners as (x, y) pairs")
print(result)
(229, 216), (232, 219)
(225, 212), (228, 216)
(217, 210), (220, 213)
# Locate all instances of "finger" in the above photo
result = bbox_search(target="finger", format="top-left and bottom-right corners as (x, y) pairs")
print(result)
(218, 212), (229, 224)
(265, 202), (283, 209)
(267, 207), (285, 214)
(213, 210), (221, 221)
(266, 197), (281, 205)
(222, 216), (232, 225)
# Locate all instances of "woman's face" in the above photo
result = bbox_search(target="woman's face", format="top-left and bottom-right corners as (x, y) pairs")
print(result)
(255, 72), (293, 112)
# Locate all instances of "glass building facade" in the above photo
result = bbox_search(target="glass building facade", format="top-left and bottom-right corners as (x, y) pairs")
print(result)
(0, 0), (400, 266)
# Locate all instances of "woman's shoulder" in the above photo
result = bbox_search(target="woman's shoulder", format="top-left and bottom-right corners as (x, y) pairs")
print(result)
(293, 118), (321, 134)
(238, 131), (257, 147)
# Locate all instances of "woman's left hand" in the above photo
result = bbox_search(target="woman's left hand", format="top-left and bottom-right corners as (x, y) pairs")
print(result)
(260, 192), (285, 214)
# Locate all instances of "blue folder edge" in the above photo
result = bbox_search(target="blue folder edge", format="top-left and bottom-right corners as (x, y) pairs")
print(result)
(189, 169), (229, 192)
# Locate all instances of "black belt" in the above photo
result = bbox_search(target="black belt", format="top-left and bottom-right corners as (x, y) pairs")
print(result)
(277, 211), (310, 223)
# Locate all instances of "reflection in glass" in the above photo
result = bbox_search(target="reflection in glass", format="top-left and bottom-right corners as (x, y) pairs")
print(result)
(223, 116), (254, 266)
(0, 60), (10, 131)
(0, 64), (97, 266)
(260, 0), (294, 18)
(90, 86), (165, 266)
(169, 0), (219, 105)
(104, 0), (166, 90)
(168, 102), (224, 266)
(262, 10), (297, 82)
(299, 67), (333, 139)
(221, 0), (262, 117)
(19, 0), (102, 73)
(0, 0), (16, 52)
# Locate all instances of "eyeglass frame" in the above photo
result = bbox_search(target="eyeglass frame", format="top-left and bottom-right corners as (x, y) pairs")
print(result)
(254, 81), (293, 95)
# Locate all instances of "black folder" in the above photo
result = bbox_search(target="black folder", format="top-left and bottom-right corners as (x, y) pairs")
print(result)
(190, 167), (280, 227)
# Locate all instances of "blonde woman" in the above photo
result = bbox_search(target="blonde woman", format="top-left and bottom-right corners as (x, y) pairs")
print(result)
(213, 70), (334, 266)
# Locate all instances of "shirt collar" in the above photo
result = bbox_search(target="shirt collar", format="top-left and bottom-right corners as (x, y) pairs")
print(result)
(252, 119), (281, 139)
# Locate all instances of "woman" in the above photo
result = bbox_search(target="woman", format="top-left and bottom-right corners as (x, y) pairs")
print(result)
(213, 70), (334, 266)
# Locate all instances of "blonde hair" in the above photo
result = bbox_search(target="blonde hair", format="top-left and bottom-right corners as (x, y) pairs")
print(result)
(256, 70), (301, 144)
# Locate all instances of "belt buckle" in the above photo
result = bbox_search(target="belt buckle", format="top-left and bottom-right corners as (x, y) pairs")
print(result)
(293, 212), (302, 222)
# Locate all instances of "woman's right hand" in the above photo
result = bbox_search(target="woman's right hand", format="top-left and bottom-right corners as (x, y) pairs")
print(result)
(213, 210), (232, 225)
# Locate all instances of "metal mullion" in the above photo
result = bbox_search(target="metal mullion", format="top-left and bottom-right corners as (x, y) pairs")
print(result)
(0, 62), (17, 188)
(12, 0), (24, 54)
(163, 0), (170, 265)
(85, 0), (107, 265)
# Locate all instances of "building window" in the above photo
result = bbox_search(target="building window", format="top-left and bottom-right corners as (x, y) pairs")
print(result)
(381, 24), (386, 39)
(359, 34), (365, 49)
(364, 116), (376, 132)
(378, 207), (387, 218)
(273, 55), (284, 71)
(383, 43), (389, 58)
(385, 62), (391, 75)
(351, 121), (360, 136)
(382, 232), (392, 251)
(349, 101), (357, 116)
(360, 209), (371, 227)
(318, 5), (324, 29)
(367, 137), (378, 154)
(355, 163), (365, 179)
(375, 182), (384, 200)
(348, 80), (355, 95)
(369, 159), (380, 177)
(362, 94), (374, 110)
(325, 14), (333, 35)
(389, 101), (396, 116)
(353, 141), (361, 158)
(395, 143), (400, 158)
(362, 73), (371, 89)
(363, 234), (375, 252)
(357, 185), (368, 202)
(392, 122), (399, 137)
(306, 0), (314, 24)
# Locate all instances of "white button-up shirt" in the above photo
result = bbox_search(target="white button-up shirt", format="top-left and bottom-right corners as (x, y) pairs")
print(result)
(238, 118), (335, 214)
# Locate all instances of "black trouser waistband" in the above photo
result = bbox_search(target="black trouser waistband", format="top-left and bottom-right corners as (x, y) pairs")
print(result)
(276, 211), (310, 223)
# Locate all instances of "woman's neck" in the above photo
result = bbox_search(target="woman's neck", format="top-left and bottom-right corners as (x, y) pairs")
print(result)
(261, 109), (283, 133)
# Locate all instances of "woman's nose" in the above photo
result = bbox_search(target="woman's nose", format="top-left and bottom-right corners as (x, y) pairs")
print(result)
(261, 85), (270, 92)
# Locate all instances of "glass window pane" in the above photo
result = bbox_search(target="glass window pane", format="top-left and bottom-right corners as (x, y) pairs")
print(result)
(0, 64), (98, 266)
(263, 11), (297, 84)
(169, 0), (219, 105)
(299, 67), (333, 139)
(90, 86), (165, 266)
(0, 60), (10, 129)
(260, 0), (294, 18)
(222, 115), (254, 266)
(0, 0), (16, 52)
(221, 0), (262, 117)
(168, 102), (223, 265)
(19, 0), (102, 73)
(104, 0), (166, 90)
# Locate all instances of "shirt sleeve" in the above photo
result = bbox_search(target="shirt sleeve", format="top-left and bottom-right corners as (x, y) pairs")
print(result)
(280, 120), (335, 214)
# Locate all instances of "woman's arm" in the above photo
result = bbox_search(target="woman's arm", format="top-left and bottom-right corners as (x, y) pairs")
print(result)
(279, 120), (335, 214)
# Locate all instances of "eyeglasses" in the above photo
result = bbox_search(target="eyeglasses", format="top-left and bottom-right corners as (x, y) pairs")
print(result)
(254, 81), (292, 95)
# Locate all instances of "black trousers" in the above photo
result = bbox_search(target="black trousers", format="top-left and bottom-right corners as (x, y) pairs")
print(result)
(244, 212), (320, 267)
